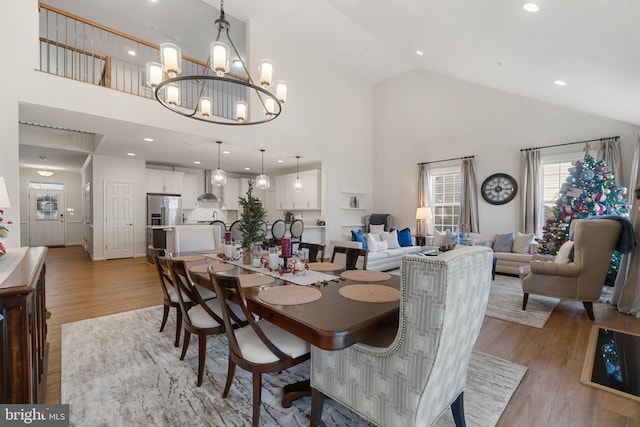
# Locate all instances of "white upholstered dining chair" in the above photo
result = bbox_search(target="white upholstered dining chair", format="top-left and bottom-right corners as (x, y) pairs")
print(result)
(310, 246), (493, 427)
(171, 224), (222, 253)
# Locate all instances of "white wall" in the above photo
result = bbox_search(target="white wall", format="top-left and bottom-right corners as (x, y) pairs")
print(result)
(373, 69), (640, 235)
(91, 155), (147, 259)
(18, 168), (84, 246)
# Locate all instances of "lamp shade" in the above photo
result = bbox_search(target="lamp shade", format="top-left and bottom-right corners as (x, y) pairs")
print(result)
(416, 207), (429, 220)
(0, 177), (11, 207)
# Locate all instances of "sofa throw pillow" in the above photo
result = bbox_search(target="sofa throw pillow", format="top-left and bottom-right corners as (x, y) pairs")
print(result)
(512, 232), (534, 254)
(432, 229), (449, 247)
(397, 228), (412, 247)
(365, 233), (382, 252)
(370, 224), (385, 234)
(351, 229), (367, 250)
(555, 241), (574, 264)
(376, 239), (389, 251)
(445, 230), (457, 246)
(381, 230), (400, 249)
(493, 232), (514, 252)
(471, 239), (494, 247)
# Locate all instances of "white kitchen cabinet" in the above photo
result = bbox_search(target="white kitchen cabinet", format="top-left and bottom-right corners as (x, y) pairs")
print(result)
(275, 169), (320, 210)
(181, 174), (198, 209)
(146, 170), (183, 194)
(223, 178), (239, 210)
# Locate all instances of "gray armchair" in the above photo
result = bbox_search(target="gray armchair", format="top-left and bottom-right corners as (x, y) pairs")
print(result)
(310, 246), (493, 426)
(519, 218), (622, 320)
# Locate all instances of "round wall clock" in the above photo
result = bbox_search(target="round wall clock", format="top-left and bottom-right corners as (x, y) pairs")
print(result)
(481, 173), (518, 205)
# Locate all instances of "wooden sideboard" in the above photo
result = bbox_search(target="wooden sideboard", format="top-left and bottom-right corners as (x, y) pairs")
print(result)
(0, 246), (48, 403)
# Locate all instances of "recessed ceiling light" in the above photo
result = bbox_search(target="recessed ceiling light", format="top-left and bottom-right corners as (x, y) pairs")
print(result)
(277, 160), (284, 163)
(523, 3), (540, 12)
(233, 59), (243, 68)
(554, 80), (567, 86)
(222, 150), (230, 154)
(193, 161), (201, 164)
(127, 152), (136, 156)
(143, 137), (154, 142)
(244, 167), (251, 171)
(127, 50), (136, 56)
(415, 50), (424, 56)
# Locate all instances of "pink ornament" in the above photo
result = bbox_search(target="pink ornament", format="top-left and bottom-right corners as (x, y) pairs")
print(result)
(594, 192), (606, 202)
(595, 203), (605, 215)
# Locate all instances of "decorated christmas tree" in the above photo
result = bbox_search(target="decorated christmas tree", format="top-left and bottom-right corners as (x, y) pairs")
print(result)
(538, 154), (630, 283)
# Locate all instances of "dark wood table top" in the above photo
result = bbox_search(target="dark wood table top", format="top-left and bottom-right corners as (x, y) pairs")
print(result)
(190, 259), (400, 351)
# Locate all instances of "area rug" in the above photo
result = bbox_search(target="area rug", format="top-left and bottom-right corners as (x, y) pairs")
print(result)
(61, 307), (527, 427)
(486, 274), (560, 329)
(389, 269), (559, 329)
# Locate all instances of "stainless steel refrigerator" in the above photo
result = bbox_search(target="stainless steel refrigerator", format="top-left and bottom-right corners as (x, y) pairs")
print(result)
(146, 194), (182, 261)
(147, 194), (182, 226)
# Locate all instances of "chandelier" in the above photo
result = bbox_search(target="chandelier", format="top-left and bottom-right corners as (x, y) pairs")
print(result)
(146, 0), (287, 125)
(37, 156), (54, 177)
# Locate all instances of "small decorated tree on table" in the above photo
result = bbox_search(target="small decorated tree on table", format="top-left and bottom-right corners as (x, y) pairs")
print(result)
(238, 180), (267, 263)
(538, 154), (630, 284)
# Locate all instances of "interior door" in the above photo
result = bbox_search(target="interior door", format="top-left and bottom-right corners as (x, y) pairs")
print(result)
(29, 188), (66, 246)
(105, 182), (134, 259)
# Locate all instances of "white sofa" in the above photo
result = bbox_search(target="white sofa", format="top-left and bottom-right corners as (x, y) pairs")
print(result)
(430, 230), (538, 275)
(329, 236), (423, 272)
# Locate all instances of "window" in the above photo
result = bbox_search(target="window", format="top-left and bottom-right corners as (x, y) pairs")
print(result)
(430, 167), (461, 232)
(29, 181), (65, 190)
(542, 161), (574, 220)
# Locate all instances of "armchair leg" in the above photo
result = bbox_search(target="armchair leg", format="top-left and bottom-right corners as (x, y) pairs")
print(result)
(583, 301), (595, 321)
(310, 388), (325, 427)
(451, 391), (466, 427)
(522, 293), (529, 311)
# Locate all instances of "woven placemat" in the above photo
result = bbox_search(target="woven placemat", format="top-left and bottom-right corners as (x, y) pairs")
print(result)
(238, 274), (275, 288)
(171, 255), (206, 262)
(307, 262), (343, 272)
(196, 248), (222, 254)
(338, 284), (400, 303)
(340, 270), (391, 282)
(188, 262), (235, 274)
(259, 285), (322, 305)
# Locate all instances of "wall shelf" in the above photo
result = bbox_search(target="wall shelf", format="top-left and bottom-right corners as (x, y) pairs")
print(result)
(341, 223), (365, 227)
(341, 207), (367, 210)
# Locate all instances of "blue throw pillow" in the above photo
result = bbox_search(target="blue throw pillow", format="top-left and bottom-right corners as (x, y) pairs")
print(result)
(397, 228), (412, 247)
(351, 229), (367, 250)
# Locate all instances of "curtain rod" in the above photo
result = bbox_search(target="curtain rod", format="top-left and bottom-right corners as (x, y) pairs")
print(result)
(417, 155), (474, 166)
(520, 136), (619, 152)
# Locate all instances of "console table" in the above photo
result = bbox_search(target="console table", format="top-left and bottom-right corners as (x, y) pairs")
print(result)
(0, 246), (48, 403)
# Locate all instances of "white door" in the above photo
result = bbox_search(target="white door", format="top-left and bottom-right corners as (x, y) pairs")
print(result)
(105, 182), (135, 259)
(29, 189), (66, 246)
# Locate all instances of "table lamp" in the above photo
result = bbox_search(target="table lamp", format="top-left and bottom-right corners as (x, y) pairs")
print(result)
(0, 177), (10, 208)
(416, 207), (429, 235)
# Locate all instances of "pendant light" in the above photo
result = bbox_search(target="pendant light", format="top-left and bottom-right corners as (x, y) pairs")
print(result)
(293, 156), (303, 192)
(256, 149), (270, 190)
(212, 141), (227, 186)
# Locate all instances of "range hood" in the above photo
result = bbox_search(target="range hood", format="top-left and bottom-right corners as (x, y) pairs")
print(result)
(197, 170), (223, 202)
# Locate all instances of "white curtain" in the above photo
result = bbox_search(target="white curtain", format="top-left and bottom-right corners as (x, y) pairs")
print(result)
(459, 158), (479, 233)
(613, 134), (640, 317)
(417, 164), (434, 235)
(597, 138), (623, 186)
(520, 149), (542, 234)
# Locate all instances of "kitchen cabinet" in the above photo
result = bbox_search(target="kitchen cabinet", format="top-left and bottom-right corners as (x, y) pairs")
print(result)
(223, 178), (239, 210)
(275, 169), (320, 210)
(181, 174), (198, 209)
(146, 170), (183, 194)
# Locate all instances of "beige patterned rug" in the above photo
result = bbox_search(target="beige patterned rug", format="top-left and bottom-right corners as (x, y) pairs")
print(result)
(61, 307), (527, 427)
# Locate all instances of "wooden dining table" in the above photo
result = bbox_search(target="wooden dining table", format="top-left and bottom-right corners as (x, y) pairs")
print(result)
(188, 257), (400, 405)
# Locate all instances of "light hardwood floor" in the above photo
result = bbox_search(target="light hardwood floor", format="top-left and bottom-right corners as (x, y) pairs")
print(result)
(44, 246), (640, 426)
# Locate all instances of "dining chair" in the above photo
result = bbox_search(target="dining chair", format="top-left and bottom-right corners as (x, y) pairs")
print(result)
(297, 242), (325, 262)
(311, 246), (493, 427)
(149, 246), (186, 347)
(211, 219), (227, 233)
(331, 245), (368, 270)
(171, 224), (222, 253)
(166, 256), (246, 386)
(208, 268), (310, 427)
(230, 220), (243, 243)
(289, 219), (304, 245)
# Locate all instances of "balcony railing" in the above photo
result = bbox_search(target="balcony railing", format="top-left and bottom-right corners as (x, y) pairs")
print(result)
(38, 3), (246, 121)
